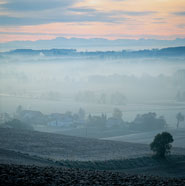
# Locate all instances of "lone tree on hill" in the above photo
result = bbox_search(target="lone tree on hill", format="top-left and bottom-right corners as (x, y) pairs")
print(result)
(176, 112), (184, 128)
(150, 132), (174, 158)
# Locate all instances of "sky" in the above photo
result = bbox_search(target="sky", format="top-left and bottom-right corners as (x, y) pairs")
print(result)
(0, 0), (185, 42)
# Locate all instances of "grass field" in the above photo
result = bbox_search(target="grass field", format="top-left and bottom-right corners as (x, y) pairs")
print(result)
(0, 128), (152, 161)
(103, 128), (185, 148)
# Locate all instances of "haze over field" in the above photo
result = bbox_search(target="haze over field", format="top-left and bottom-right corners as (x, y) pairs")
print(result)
(1, 49), (185, 128)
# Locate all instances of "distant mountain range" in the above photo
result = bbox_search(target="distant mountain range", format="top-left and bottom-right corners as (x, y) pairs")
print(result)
(1, 46), (185, 59)
(1, 37), (185, 51)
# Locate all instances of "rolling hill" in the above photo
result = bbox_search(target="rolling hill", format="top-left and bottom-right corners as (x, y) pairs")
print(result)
(1, 128), (185, 183)
(0, 128), (151, 161)
(0, 128), (185, 162)
(103, 129), (185, 148)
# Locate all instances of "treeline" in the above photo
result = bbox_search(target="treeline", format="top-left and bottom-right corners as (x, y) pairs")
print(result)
(3, 46), (185, 58)
(75, 91), (126, 105)
(0, 106), (168, 132)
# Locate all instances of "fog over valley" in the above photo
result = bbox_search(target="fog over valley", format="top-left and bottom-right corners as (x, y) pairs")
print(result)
(0, 49), (185, 129)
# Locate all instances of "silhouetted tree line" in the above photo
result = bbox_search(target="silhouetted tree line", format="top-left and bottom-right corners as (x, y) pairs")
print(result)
(1, 106), (184, 132)
(6, 46), (185, 58)
(75, 91), (126, 105)
(129, 113), (167, 131)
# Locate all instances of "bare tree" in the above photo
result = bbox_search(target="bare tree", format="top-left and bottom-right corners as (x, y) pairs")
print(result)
(176, 112), (184, 128)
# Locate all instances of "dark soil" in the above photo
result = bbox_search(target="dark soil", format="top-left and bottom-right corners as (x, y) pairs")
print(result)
(1, 164), (185, 186)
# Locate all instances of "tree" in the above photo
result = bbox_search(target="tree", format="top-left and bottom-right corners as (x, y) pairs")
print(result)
(78, 108), (86, 120)
(150, 132), (174, 158)
(130, 112), (166, 131)
(113, 108), (123, 120)
(16, 105), (23, 115)
(176, 112), (184, 128)
(99, 93), (106, 104)
(87, 114), (107, 129)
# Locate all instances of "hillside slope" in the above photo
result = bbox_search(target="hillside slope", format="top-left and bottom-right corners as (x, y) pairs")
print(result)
(0, 128), (151, 161)
(0, 148), (57, 166)
(1, 147), (185, 178)
(103, 129), (185, 148)
(0, 128), (185, 161)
